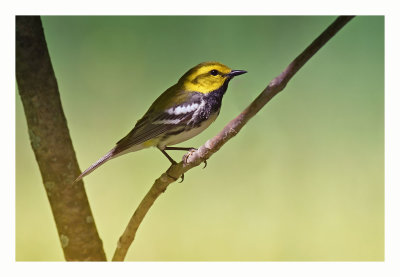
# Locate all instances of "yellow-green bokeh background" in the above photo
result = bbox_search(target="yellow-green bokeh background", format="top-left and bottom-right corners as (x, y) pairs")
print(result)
(16, 16), (384, 261)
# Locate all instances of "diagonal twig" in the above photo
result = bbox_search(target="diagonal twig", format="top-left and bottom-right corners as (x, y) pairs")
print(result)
(112, 16), (355, 261)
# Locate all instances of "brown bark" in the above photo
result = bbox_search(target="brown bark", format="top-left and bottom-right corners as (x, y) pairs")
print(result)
(16, 16), (106, 261)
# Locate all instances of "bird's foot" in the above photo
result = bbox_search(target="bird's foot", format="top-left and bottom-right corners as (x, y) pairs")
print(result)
(183, 148), (207, 169)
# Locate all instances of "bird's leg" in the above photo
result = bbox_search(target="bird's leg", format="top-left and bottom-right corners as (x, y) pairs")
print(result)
(164, 146), (197, 151)
(160, 148), (178, 164)
(160, 149), (184, 183)
(164, 147), (207, 168)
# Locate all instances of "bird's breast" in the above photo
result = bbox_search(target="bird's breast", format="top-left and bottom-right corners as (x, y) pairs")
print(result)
(158, 110), (220, 148)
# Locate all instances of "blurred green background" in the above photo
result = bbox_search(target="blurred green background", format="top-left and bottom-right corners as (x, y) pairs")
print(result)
(15, 16), (384, 261)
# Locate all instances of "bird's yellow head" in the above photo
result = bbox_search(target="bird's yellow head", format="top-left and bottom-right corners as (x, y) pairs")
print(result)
(178, 61), (247, 94)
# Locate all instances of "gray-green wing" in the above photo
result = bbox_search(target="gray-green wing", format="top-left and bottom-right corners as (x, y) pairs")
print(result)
(113, 83), (204, 155)
(113, 102), (199, 155)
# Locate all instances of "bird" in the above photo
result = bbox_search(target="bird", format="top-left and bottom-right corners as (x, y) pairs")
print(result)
(74, 61), (247, 183)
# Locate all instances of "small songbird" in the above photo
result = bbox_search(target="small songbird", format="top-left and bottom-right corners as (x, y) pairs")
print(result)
(74, 61), (247, 183)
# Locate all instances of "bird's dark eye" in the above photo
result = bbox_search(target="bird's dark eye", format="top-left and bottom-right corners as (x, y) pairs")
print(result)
(210, 69), (219, 76)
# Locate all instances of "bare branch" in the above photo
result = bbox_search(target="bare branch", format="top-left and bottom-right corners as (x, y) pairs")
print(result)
(112, 16), (355, 261)
(16, 16), (106, 261)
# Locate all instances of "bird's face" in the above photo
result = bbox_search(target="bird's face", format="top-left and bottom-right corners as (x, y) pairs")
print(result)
(179, 62), (247, 94)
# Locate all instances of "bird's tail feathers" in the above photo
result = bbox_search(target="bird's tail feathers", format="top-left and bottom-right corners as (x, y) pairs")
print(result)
(73, 147), (117, 183)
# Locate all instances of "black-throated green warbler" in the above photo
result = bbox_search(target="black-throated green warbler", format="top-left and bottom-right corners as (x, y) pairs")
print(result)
(74, 61), (246, 182)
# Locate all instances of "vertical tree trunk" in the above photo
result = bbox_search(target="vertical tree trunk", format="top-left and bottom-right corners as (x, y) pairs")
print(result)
(16, 16), (106, 261)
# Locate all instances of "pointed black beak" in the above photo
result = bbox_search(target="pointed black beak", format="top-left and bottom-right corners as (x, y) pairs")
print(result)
(226, 70), (247, 78)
